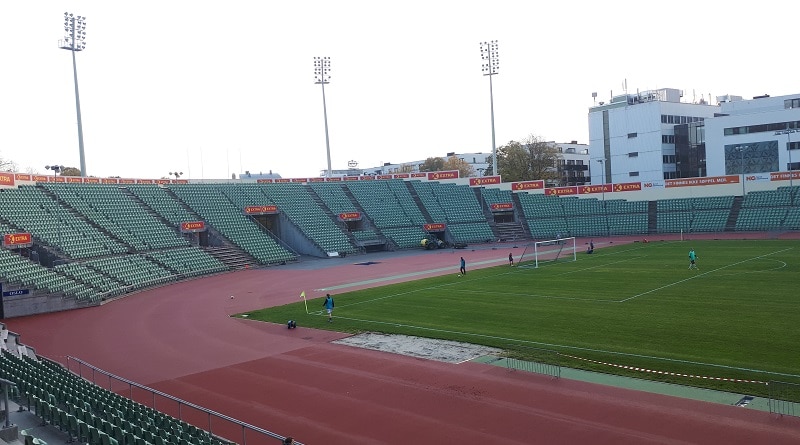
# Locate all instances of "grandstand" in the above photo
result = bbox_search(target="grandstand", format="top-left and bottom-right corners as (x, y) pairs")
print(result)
(1, 178), (800, 318)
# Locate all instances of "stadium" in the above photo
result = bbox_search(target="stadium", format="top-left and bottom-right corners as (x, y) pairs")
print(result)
(1, 171), (799, 444)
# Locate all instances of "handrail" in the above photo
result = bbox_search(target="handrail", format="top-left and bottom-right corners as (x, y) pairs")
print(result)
(0, 377), (17, 428)
(65, 356), (303, 445)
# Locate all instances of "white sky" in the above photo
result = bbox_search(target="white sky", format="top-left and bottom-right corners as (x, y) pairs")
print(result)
(2, 1), (797, 180)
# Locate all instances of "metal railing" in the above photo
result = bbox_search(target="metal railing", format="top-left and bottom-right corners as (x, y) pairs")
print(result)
(768, 381), (799, 417)
(504, 346), (561, 379)
(65, 356), (303, 445)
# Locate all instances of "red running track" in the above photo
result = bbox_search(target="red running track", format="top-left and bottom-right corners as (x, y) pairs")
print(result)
(6, 239), (800, 444)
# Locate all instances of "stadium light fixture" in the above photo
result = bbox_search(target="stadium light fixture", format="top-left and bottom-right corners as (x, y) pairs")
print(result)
(169, 171), (184, 179)
(45, 165), (65, 179)
(314, 57), (332, 178)
(59, 12), (88, 177)
(733, 145), (746, 196)
(480, 40), (499, 176)
(775, 129), (796, 187)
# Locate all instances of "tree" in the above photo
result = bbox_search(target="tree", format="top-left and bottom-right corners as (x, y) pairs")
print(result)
(419, 157), (445, 172)
(60, 167), (82, 177)
(484, 134), (562, 182)
(443, 155), (475, 178)
(0, 152), (17, 172)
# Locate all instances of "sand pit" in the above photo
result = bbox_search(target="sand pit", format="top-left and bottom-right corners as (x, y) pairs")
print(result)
(333, 332), (502, 363)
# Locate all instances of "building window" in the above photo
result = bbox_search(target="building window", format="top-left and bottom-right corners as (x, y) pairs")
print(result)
(628, 152), (638, 157)
(629, 171), (639, 177)
(725, 120), (800, 136)
(661, 135), (675, 144)
(785, 98), (800, 109)
(789, 141), (800, 151)
(663, 155), (676, 164)
(789, 162), (800, 171)
(627, 132), (638, 138)
(664, 171), (677, 179)
(661, 115), (668, 123)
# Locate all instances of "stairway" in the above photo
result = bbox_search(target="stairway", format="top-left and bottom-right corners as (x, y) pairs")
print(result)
(647, 201), (658, 234)
(724, 196), (744, 232)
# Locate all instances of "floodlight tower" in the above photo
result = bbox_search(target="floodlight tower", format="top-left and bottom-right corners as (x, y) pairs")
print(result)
(59, 12), (88, 177)
(314, 57), (332, 178)
(480, 40), (499, 176)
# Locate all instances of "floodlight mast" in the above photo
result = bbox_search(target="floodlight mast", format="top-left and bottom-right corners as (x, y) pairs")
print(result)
(314, 57), (332, 178)
(59, 12), (87, 177)
(480, 40), (499, 177)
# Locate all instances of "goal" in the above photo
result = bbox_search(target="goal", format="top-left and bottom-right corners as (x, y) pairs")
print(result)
(517, 237), (577, 268)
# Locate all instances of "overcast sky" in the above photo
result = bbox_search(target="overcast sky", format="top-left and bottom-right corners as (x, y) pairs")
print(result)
(2, 1), (797, 180)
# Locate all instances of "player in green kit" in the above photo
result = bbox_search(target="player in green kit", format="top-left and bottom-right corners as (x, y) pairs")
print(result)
(688, 248), (698, 270)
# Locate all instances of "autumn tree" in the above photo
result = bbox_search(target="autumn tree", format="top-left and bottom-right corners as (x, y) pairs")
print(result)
(398, 163), (414, 173)
(443, 155), (475, 178)
(0, 153), (17, 172)
(419, 157), (445, 172)
(484, 134), (562, 182)
(60, 167), (82, 176)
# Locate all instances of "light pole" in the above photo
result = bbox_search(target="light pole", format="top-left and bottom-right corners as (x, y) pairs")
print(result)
(480, 40), (499, 177)
(733, 145), (746, 196)
(59, 12), (87, 177)
(596, 159), (606, 202)
(45, 165), (65, 179)
(477, 168), (485, 177)
(775, 129), (796, 187)
(314, 57), (332, 178)
(169, 171), (184, 180)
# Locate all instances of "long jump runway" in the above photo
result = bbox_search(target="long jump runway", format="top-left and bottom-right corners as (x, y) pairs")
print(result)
(6, 241), (800, 444)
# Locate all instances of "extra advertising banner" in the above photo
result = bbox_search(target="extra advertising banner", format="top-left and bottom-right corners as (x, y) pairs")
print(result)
(172, 179), (189, 184)
(511, 180), (544, 191)
(3, 233), (32, 249)
(411, 173), (427, 178)
(155, 179), (171, 185)
(101, 178), (119, 184)
(393, 173), (410, 179)
(423, 223), (446, 232)
(32, 175), (49, 182)
(613, 182), (642, 192)
(344, 176), (360, 181)
(0, 172), (14, 186)
(66, 177), (83, 183)
(427, 170), (459, 180)
(256, 179), (274, 183)
(770, 171), (800, 181)
(325, 177), (342, 182)
(338, 212), (362, 221)
(376, 175), (393, 180)
(136, 179), (154, 184)
(291, 178), (307, 183)
(180, 221), (206, 233)
(308, 177), (325, 182)
(578, 184), (612, 195)
(274, 178), (290, 183)
(490, 203), (514, 211)
(545, 186), (578, 196)
(118, 178), (136, 184)
(14, 173), (31, 181)
(665, 175), (739, 188)
(244, 205), (279, 215)
(469, 176), (501, 186)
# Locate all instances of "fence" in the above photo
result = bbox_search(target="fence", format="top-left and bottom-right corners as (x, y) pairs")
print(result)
(768, 381), (800, 416)
(65, 356), (303, 445)
(504, 346), (561, 379)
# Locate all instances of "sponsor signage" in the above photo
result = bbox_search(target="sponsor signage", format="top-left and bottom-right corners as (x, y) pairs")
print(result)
(14, 173), (31, 181)
(2, 289), (29, 297)
(360, 175), (375, 181)
(393, 173), (410, 179)
(643, 181), (665, 189)
(256, 179), (274, 183)
(411, 173), (427, 178)
(155, 179), (171, 185)
(325, 177), (342, 182)
(3, 233), (33, 249)
(770, 171), (800, 181)
(0, 172), (14, 186)
(84, 177), (100, 184)
(118, 178), (136, 184)
(745, 174), (770, 182)
(172, 179), (189, 184)
(136, 179), (154, 184)
(291, 178), (307, 183)
(338, 212), (362, 221)
(578, 184), (612, 194)
(244, 205), (279, 215)
(344, 176), (360, 181)
(180, 221), (206, 233)
(469, 175), (501, 186)
(308, 177), (325, 182)
(48, 176), (66, 183)
(66, 177), (83, 183)
(613, 182), (642, 192)
(32, 175), (49, 182)
(274, 178), (290, 183)
(376, 175), (393, 180)
(545, 186), (579, 196)
(101, 178), (119, 184)
(511, 180), (545, 191)
(665, 175), (739, 188)
(427, 170), (459, 180)
(423, 223), (446, 231)
(490, 202), (514, 211)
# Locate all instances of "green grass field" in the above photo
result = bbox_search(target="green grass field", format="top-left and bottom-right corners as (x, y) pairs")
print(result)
(238, 239), (800, 398)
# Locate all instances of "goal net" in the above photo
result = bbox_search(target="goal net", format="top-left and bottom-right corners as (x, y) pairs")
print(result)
(517, 237), (577, 268)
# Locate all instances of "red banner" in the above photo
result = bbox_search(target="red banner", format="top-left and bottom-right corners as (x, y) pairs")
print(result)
(291, 178), (307, 183)
(360, 175), (375, 181)
(101, 178), (119, 184)
(490, 202), (514, 211)
(3, 233), (32, 248)
(411, 173), (427, 178)
(274, 178), (290, 183)
(393, 173), (410, 179)
(14, 173), (31, 181)
(257, 179), (274, 183)
(308, 177), (325, 182)
(118, 178), (136, 184)
(427, 170), (459, 180)
(48, 176), (66, 183)
(180, 221), (206, 233)
(0, 172), (14, 186)
(613, 182), (642, 192)
(665, 175), (739, 188)
(511, 180), (545, 191)
(578, 184), (612, 194)
(244, 205), (279, 215)
(546, 186), (578, 196)
(469, 175), (501, 186)
(338, 212), (362, 221)
(770, 171), (800, 181)
(325, 177), (342, 182)
(32, 175), (49, 182)
(344, 176), (360, 181)
(155, 179), (171, 185)
(65, 177), (83, 183)
(376, 175), (393, 180)
(136, 179), (154, 184)
(172, 179), (188, 184)
(423, 223), (446, 231)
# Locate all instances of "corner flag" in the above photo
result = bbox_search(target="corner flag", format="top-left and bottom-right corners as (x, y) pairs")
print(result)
(301, 291), (308, 313)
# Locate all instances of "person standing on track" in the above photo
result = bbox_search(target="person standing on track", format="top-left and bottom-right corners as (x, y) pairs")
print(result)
(323, 293), (335, 322)
(460, 257), (466, 275)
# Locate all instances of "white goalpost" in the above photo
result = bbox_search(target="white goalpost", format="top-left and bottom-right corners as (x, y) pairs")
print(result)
(517, 237), (577, 268)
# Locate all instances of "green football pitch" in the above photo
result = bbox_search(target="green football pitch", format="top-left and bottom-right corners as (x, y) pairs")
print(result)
(239, 239), (800, 398)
